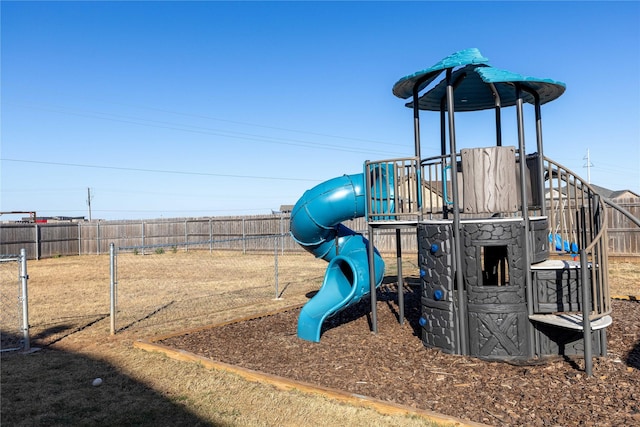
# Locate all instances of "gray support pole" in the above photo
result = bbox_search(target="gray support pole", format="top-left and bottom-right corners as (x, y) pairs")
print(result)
(439, 105), (449, 219)
(580, 256), (593, 376)
(19, 248), (30, 351)
(580, 227), (593, 376)
(446, 69), (467, 355)
(412, 85), (422, 160)
(110, 243), (116, 335)
(368, 225), (378, 334)
(396, 228), (404, 325)
(411, 78), (430, 214)
(97, 222), (100, 255)
(185, 219), (188, 252)
(516, 88), (529, 218)
(534, 96), (546, 216)
(581, 261), (593, 376)
(141, 221), (145, 255)
(78, 222), (82, 256)
(516, 86), (536, 358)
(440, 102), (447, 157)
(488, 82), (502, 147)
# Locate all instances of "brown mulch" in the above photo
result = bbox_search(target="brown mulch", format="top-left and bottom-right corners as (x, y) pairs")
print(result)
(160, 284), (640, 426)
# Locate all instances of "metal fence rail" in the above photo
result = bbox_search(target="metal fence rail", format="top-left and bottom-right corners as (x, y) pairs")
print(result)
(0, 249), (30, 352)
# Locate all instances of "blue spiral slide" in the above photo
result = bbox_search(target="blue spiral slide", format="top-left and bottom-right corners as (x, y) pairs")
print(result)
(290, 173), (385, 342)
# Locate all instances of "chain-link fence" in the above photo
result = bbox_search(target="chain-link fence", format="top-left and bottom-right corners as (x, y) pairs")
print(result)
(0, 249), (30, 352)
(109, 235), (330, 336)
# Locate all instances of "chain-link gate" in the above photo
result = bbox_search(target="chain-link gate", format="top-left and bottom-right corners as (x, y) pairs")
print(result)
(0, 249), (30, 352)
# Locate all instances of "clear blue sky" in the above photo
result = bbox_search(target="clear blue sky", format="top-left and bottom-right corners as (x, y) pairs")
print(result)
(1, 1), (638, 221)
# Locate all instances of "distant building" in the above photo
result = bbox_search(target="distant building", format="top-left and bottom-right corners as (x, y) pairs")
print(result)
(23, 216), (86, 224)
(273, 205), (294, 215)
(546, 184), (639, 201)
(590, 184), (639, 201)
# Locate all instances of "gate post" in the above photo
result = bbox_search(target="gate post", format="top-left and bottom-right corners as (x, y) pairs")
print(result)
(110, 243), (116, 335)
(19, 248), (30, 351)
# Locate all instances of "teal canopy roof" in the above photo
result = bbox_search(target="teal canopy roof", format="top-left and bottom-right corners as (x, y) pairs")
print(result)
(394, 49), (566, 112)
(391, 48), (489, 99)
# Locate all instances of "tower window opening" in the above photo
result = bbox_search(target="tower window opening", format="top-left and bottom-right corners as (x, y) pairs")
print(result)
(481, 245), (510, 286)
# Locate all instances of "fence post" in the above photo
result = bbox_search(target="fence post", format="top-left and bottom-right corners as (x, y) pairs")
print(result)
(110, 243), (116, 335)
(34, 223), (40, 260)
(96, 222), (101, 255)
(209, 218), (213, 253)
(274, 235), (281, 300)
(19, 248), (30, 351)
(280, 216), (285, 255)
(242, 218), (246, 254)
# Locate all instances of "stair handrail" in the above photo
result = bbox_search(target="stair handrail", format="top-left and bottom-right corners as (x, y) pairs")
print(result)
(543, 156), (611, 319)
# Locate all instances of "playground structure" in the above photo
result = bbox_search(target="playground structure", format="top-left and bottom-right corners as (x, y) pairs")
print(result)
(290, 49), (611, 375)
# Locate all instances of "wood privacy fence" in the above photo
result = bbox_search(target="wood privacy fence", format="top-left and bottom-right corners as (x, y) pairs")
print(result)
(2, 203), (638, 259)
(0, 215), (417, 259)
(607, 198), (640, 256)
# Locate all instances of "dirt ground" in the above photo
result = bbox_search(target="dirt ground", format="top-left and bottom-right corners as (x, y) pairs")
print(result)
(161, 284), (640, 427)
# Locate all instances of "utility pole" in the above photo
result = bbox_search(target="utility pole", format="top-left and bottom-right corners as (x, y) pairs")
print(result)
(583, 149), (593, 184)
(87, 187), (93, 221)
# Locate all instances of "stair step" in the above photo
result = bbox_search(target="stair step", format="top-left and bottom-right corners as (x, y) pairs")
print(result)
(529, 313), (612, 330)
(530, 259), (582, 270)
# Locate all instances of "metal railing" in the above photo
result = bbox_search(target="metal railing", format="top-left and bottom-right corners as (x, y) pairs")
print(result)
(364, 157), (422, 222)
(420, 154), (457, 217)
(543, 157), (611, 319)
(362, 153), (611, 321)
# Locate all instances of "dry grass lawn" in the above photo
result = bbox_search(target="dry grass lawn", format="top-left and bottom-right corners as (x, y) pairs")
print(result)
(1, 251), (638, 426)
(608, 259), (640, 298)
(1, 252), (441, 427)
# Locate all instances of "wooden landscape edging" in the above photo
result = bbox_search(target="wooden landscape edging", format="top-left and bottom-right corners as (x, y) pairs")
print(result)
(133, 308), (490, 427)
(612, 295), (640, 302)
(134, 340), (488, 427)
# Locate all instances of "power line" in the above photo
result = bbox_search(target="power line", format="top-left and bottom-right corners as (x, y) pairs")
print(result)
(0, 158), (320, 182)
(102, 100), (404, 147)
(6, 102), (406, 156)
